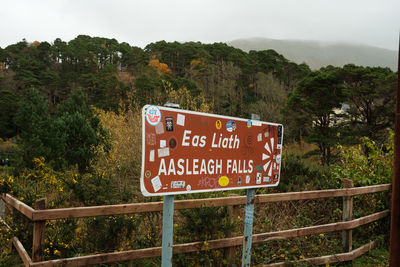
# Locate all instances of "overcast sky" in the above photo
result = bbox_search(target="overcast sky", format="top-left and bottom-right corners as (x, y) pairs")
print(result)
(1, 0), (399, 50)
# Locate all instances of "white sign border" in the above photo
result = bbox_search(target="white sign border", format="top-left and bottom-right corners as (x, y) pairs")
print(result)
(141, 105), (284, 196)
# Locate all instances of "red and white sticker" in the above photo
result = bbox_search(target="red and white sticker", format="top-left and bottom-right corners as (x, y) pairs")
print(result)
(146, 105), (161, 126)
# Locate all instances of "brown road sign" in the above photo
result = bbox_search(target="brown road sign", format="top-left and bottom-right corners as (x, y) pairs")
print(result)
(141, 105), (284, 196)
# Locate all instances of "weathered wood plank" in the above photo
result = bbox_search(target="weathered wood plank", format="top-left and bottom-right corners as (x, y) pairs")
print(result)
(31, 184), (391, 221)
(26, 211), (387, 266)
(0, 198), (5, 219)
(265, 240), (376, 266)
(1, 193), (34, 220)
(252, 210), (389, 243)
(255, 184), (391, 204)
(32, 198), (46, 262)
(31, 197), (247, 220)
(12, 237), (32, 267)
(342, 179), (354, 253)
(226, 195), (240, 265)
(32, 201), (165, 220)
(30, 247), (162, 267)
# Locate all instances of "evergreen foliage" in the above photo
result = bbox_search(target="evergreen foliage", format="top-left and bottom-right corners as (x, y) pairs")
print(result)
(0, 35), (396, 265)
(14, 88), (108, 172)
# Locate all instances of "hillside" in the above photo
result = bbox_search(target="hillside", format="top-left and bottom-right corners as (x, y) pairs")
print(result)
(0, 36), (395, 266)
(228, 37), (397, 71)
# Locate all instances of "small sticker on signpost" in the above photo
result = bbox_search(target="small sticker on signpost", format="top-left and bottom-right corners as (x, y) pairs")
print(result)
(146, 106), (161, 126)
(177, 114), (185, 126)
(166, 117), (173, 131)
(155, 123), (164, 135)
(149, 150), (155, 162)
(151, 176), (162, 192)
(226, 121), (236, 132)
(216, 120), (222, 130)
(171, 181), (185, 189)
(256, 173), (262, 184)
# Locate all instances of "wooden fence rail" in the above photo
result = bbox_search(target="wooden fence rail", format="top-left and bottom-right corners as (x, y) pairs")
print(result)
(2, 184), (390, 221)
(1, 182), (391, 266)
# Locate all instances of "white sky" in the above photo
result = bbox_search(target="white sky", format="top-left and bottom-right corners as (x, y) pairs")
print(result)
(1, 0), (399, 50)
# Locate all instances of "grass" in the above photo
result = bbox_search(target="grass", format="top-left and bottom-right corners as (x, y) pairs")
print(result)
(352, 247), (389, 267)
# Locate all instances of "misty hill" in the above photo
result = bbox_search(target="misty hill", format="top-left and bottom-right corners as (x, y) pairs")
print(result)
(228, 37), (397, 71)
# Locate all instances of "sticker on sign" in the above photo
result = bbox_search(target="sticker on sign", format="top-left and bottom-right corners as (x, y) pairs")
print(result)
(141, 105), (283, 196)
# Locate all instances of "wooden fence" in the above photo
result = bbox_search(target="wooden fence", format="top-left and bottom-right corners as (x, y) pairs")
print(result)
(1, 181), (391, 266)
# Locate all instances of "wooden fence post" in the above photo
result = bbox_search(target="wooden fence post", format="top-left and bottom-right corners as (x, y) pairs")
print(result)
(342, 179), (354, 252)
(226, 194), (240, 264)
(0, 197), (5, 220)
(32, 198), (46, 262)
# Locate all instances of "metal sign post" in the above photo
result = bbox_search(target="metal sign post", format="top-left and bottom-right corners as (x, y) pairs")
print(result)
(161, 195), (174, 267)
(242, 188), (255, 266)
(141, 105), (284, 265)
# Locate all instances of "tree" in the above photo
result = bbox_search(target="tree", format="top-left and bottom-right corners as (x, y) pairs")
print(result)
(56, 89), (109, 172)
(148, 59), (172, 74)
(15, 88), (109, 172)
(14, 88), (63, 167)
(341, 64), (396, 142)
(285, 68), (345, 166)
(248, 72), (286, 122)
(0, 90), (18, 139)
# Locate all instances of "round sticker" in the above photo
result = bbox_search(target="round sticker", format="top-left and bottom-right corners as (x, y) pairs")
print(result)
(218, 176), (229, 187)
(169, 138), (177, 149)
(146, 105), (161, 126)
(186, 185), (191, 191)
(145, 170), (151, 178)
(226, 120), (237, 132)
(216, 120), (222, 130)
(247, 120), (252, 128)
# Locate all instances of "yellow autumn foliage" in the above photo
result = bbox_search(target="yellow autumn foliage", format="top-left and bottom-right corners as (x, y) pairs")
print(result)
(31, 41), (41, 47)
(163, 81), (212, 113)
(94, 107), (142, 198)
(148, 59), (172, 74)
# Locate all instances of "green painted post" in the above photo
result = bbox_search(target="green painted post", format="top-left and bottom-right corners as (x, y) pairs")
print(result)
(242, 188), (255, 267)
(162, 195), (174, 267)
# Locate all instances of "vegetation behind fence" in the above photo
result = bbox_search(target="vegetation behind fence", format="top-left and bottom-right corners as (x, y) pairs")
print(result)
(1, 181), (391, 266)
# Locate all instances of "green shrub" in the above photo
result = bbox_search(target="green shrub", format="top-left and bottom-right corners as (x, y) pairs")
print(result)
(279, 153), (334, 192)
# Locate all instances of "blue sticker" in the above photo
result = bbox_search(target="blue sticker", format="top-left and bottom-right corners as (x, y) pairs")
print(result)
(226, 120), (237, 132)
(247, 120), (252, 128)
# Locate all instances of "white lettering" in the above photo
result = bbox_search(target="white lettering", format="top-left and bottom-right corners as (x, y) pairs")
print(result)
(158, 158), (167, 175)
(177, 159), (184, 175)
(168, 159), (176, 175)
(238, 160), (242, 174)
(248, 160), (253, 173)
(216, 160), (223, 174)
(226, 159), (232, 173)
(182, 130), (191, 146)
(232, 160), (238, 173)
(211, 133), (240, 149)
(192, 135), (200, 146)
(193, 159), (199, 174)
(186, 159), (192, 175)
(208, 159), (215, 174)
(222, 137), (228, 148)
(233, 135), (240, 149)
(200, 159), (207, 174)
(199, 136), (206, 147)
(211, 133), (218, 148)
